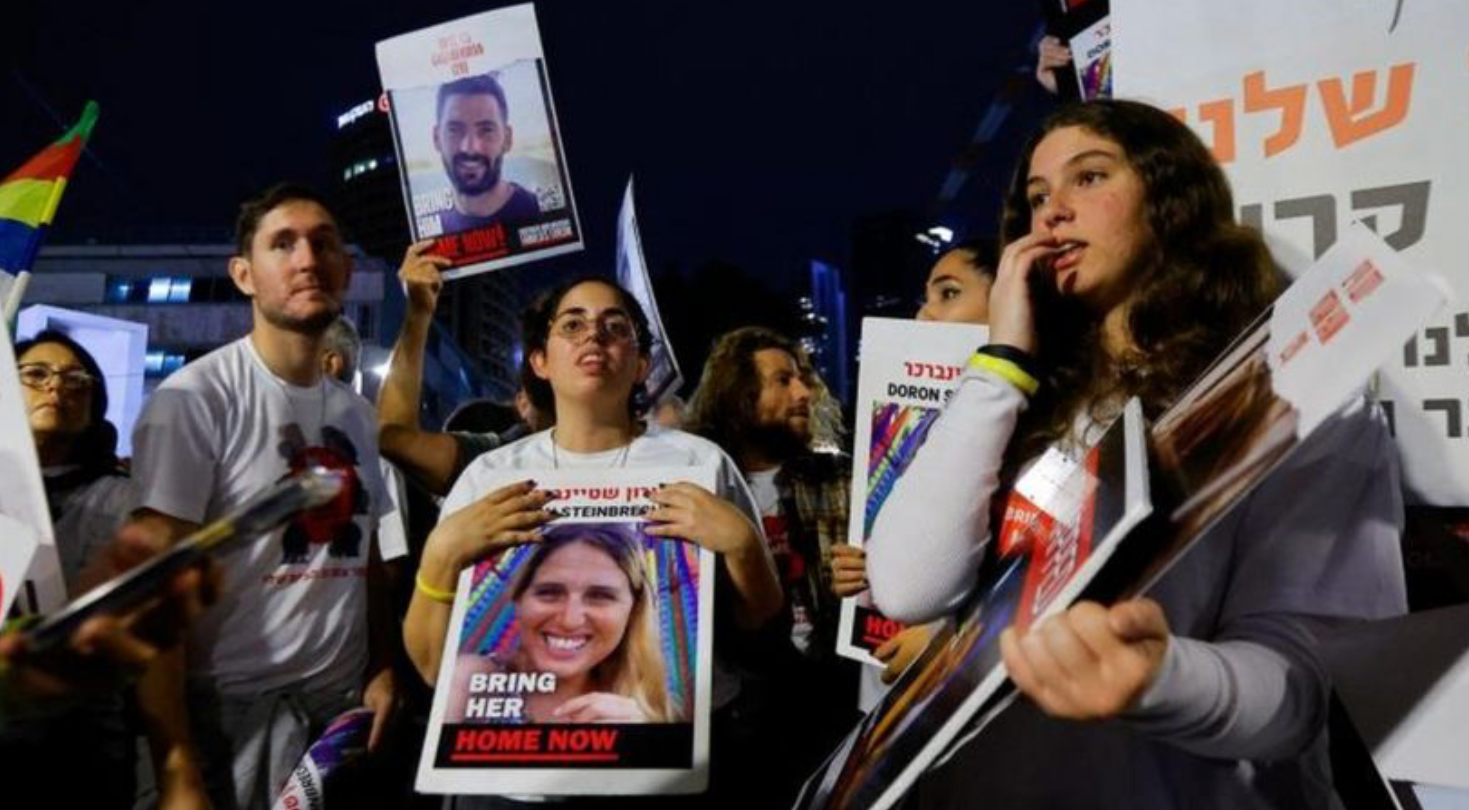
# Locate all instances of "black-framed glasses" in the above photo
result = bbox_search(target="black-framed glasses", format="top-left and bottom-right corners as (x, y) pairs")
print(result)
(549, 312), (639, 346)
(17, 363), (97, 393)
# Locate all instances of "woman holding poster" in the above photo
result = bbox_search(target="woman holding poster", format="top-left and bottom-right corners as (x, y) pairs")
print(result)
(446, 524), (674, 725)
(866, 100), (1404, 808)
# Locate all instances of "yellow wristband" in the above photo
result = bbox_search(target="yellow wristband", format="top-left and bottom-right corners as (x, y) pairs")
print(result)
(968, 352), (1040, 396)
(415, 572), (458, 604)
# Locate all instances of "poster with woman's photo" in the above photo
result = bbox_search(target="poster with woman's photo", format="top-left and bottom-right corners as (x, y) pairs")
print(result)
(417, 468), (715, 796)
(376, 4), (583, 280)
(836, 318), (985, 664)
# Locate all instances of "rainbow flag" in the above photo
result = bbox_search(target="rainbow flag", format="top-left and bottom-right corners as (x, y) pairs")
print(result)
(0, 101), (99, 276)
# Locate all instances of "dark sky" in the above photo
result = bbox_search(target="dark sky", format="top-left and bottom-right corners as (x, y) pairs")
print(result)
(3, 1), (1052, 294)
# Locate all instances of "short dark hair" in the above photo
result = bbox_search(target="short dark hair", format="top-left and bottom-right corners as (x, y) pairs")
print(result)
(944, 237), (999, 281)
(436, 73), (510, 123)
(234, 182), (342, 257)
(519, 276), (654, 420)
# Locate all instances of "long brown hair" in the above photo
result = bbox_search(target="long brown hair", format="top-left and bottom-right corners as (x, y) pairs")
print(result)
(999, 99), (1283, 460)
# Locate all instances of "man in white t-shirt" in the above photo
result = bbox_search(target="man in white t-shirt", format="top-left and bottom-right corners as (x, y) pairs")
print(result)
(128, 183), (398, 810)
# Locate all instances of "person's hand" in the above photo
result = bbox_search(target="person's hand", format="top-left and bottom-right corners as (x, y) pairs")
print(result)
(830, 544), (868, 597)
(1, 539), (216, 713)
(875, 623), (935, 684)
(420, 481), (553, 587)
(363, 666), (398, 751)
(645, 482), (761, 557)
(1000, 598), (1169, 720)
(156, 765), (212, 810)
(987, 231), (1063, 355)
(552, 692), (649, 724)
(1035, 35), (1073, 95)
(400, 240), (451, 317)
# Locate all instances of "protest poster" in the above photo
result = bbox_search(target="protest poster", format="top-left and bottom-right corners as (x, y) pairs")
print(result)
(1068, 14), (1112, 101)
(835, 318), (986, 665)
(1114, 0), (1469, 506)
(274, 708), (374, 810)
(417, 468), (715, 796)
(796, 226), (1448, 810)
(376, 4), (582, 280)
(616, 179), (682, 405)
(0, 319), (63, 618)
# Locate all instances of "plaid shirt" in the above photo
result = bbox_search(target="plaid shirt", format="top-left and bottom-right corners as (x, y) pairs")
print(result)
(774, 448), (853, 658)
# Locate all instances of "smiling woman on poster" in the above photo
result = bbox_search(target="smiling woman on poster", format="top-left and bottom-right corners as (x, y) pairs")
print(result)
(447, 524), (673, 724)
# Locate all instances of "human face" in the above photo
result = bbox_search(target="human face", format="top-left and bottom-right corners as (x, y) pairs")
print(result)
(516, 542), (635, 685)
(18, 342), (94, 439)
(229, 200), (350, 335)
(752, 348), (812, 444)
(917, 251), (993, 324)
(530, 282), (649, 410)
(434, 93), (512, 197)
(1024, 126), (1150, 314)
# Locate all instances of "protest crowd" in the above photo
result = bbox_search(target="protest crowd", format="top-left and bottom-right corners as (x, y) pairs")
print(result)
(0, 7), (1458, 810)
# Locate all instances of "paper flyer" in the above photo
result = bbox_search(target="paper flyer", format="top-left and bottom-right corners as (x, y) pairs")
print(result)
(1068, 14), (1112, 101)
(376, 4), (583, 280)
(616, 178), (682, 406)
(796, 226), (1448, 810)
(0, 319), (64, 618)
(417, 468), (715, 796)
(836, 318), (986, 665)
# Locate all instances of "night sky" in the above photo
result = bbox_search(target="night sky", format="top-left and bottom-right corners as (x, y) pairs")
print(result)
(4, 1), (1054, 296)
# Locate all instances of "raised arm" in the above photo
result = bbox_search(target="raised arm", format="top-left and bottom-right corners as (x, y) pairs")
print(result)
(377, 241), (459, 495)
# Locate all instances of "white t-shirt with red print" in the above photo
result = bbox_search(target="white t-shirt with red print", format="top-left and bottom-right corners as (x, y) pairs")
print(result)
(132, 338), (389, 696)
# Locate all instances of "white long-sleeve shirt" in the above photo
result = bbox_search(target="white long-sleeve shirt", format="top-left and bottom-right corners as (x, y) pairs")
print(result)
(867, 365), (1406, 808)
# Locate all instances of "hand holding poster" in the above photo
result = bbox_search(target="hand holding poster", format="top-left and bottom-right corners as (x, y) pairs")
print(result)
(836, 318), (986, 665)
(417, 468), (714, 796)
(376, 4), (583, 280)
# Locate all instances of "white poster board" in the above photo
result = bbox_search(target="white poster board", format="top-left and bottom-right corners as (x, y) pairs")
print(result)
(417, 468), (715, 796)
(376, 4), (583, 280)
(0, 320), (64, 617)
(1114, 0), (1469, 505)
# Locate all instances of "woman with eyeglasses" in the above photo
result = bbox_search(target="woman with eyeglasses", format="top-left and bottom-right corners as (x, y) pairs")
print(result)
(403, 276), (781, 752)
(5, 330), (140, 805)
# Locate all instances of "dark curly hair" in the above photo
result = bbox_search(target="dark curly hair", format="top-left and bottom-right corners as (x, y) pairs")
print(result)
(519, 275), (654, 421)
(999, 99), (1283, 460)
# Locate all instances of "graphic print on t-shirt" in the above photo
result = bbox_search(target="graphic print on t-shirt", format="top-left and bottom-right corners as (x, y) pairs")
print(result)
(276, 423), (368, 564)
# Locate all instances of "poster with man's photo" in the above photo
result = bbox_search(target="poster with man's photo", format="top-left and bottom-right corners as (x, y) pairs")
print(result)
(795, 226), (1449, 810)
(836, 318), (986, 665)
(417, 468), (715, 796)
(376, 4), (583, 280)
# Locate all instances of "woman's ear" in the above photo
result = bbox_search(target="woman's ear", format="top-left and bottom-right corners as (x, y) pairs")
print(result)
(529, 348), (551, 381)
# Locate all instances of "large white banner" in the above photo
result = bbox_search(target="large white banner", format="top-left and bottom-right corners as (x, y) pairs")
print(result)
(1114, 0), (1469, 505)
(0, 320), (64, 617)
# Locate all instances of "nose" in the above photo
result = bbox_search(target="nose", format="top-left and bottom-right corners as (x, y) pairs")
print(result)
(916, 302), (935, 322)
(290, 238), (318, 270)
(558, 597), (588, 628)
(1041, 191), (1074, 230)
(791, 376), (813, 403)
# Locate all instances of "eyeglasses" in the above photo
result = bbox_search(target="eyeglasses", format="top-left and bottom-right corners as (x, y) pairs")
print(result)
(18, 363), (97, 393)
(549, 312), (639, 346)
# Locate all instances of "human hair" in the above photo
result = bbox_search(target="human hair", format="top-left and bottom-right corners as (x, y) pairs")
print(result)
(684, 326), (844, 453)
(943, 237), (999, 282)
(437, 73), (510, 123)
(509, 524), (674, 721)
(321, 316), (362, 381)
(518, 275), (654, 420)
(233, 182), (342, 257)
(998, 99), (1283, 459)
(14, 329), (119, 473)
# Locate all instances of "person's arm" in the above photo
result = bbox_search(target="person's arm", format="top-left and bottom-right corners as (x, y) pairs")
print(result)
(122, 511), (212, 810)
(377, 241), (459, 495)
(403, 480), (553, 684)
(867, 232), (1056, 624)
